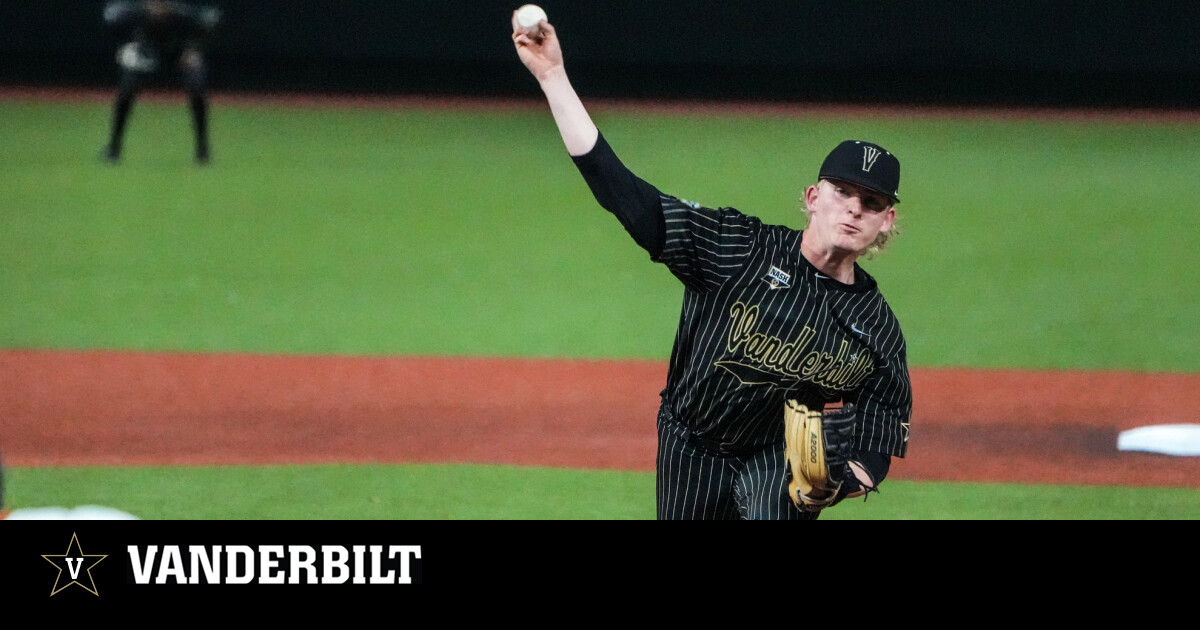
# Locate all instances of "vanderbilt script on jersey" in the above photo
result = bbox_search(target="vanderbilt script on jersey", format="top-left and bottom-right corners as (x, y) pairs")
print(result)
(715, 301), (876, 392)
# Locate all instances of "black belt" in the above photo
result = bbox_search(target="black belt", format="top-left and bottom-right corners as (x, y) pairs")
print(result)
(660, 409), (766, 457)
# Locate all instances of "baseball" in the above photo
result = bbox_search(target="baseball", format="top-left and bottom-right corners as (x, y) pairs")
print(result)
(515, 4), (548, 36)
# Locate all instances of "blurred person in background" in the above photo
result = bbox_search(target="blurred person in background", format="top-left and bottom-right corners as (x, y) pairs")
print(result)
(101, 0), (221, 164)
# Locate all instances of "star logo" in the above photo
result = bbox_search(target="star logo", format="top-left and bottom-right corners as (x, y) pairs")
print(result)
(42, 533), (107, 596)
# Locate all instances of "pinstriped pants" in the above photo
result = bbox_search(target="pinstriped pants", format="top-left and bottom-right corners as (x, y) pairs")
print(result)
(656, 414), (819, 520)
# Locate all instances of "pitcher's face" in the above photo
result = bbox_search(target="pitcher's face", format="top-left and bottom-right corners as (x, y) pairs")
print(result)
(803, 179), (895, 256)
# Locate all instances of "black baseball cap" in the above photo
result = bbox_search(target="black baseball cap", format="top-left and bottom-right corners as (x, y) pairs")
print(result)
(818, 140), (901, 204)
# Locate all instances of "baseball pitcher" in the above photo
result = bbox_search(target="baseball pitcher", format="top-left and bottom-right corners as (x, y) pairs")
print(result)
(512, 12), (912, 520)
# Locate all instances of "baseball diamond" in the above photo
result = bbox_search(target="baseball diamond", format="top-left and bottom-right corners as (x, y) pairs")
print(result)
(2, 88), (1199, 520)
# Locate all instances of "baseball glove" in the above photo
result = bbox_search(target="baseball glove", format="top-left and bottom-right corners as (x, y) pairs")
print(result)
(783, 400), (872, 512)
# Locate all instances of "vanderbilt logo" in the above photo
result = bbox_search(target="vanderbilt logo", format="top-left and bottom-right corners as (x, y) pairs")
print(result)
(126, 544), (422, 585)
(862, 146), (881, 172)
(42, 533), (107, 596)
(715, 301), (876, 391)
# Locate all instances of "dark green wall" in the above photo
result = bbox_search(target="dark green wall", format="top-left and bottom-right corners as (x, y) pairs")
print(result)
(3, 1), (1198, 107)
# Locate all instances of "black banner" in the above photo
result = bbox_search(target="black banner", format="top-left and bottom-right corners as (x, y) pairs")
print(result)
(3, 0), (1200, 107)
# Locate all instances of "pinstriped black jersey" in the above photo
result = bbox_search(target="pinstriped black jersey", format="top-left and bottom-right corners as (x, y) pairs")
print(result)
(652, 196), (911, 457)
(572, 133), (911, 459)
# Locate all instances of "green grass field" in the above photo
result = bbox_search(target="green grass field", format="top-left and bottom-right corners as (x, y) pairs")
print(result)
(6, 464), (1197, 520)
(3, 95), (1198, 519)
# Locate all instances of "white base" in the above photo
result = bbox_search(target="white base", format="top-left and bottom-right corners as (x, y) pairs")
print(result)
(1117, 424), (1200, 456)
(5, 505), (140, 520)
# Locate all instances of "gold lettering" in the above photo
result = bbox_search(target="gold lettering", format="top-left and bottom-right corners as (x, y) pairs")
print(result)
(744, 332), (766, 357)
(814, 341), (849, 386)
(802, 351), (834, 379)
(754, 336), (781, 363)
(721, 301), (877, 392)
(844, 354), (877, 389)
(784, 328), (817, 373)
(727, 302), (760, 354)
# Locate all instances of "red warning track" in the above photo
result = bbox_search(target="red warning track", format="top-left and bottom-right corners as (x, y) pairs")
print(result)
(5, 87), (1200, 123)
(1, 350), (1197, 488)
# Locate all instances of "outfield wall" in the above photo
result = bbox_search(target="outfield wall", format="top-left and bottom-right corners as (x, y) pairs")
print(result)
(3, 0), (1199, 107)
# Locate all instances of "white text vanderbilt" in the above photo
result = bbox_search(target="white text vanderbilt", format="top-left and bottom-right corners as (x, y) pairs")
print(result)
(127, 545), (422, 585)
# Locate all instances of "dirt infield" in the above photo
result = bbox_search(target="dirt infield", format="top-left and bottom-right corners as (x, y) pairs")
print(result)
(7, 87), (1200, 123)
(2, 349), (1198, 487)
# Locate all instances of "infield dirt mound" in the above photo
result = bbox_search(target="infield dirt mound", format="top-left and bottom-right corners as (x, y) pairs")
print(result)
(2, 349), (1198, 487)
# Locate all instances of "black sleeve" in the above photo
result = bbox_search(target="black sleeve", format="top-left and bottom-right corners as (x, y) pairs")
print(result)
(570, 132), (666, 257)
(853, 327), (912, 458)
(850, 450), (891, 488)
